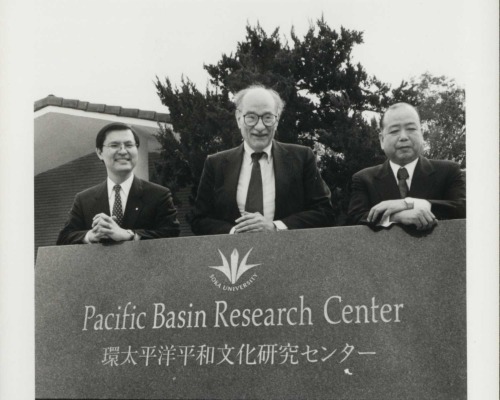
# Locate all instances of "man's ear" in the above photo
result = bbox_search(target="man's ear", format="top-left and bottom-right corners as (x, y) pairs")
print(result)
(235, 110), (242, 129)
(378, 133), (384, 150)
(96, 148), (103, 161)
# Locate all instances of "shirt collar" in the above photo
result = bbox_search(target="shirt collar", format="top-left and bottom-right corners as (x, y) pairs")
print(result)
(389, 157), (419, 182)
(107, 174), (134, 198)
(243, 141), (273, 164)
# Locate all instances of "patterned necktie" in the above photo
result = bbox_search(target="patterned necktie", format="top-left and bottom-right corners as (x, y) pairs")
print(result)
(112, 184), (124, 226)
(245, 152), (265, 215)
(397, 167), (409, 198)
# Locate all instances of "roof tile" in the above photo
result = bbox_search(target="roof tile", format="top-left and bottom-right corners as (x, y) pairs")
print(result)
(120, 108), (140, 118)
(87, 103), (106, 113)
(138, 110), (156, 120)
(62, 99), (79, 109)
(156, 113), (170, 123)
(77, 101), (89, 110)
(34, 96), (62, 111)
(105, 105), (121, 115)
(34, 95), (169, 123)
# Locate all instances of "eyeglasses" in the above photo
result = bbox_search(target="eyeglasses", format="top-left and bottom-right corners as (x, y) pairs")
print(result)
(102, 142), (138, 150)
(241, 112), (278, 127)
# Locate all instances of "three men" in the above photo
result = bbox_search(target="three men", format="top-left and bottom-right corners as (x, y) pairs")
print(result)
(347, 102), (465, 230)
(56, 122), (180, 245)
(190, 85), (335, 235)
(57, 96), (464, 242)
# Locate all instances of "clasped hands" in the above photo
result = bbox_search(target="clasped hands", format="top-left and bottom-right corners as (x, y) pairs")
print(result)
(233, 211), (276, 233)
(367, 199), (437, 231)
(87, 213), (133, 243)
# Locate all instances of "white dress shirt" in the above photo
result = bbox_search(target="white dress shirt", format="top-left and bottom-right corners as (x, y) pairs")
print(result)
(230, 142), (287, 233)
(107, 174), (134, 214)
(389, 158), (418, 190)
(378, 158), (430, 226)
(84, 174), (136, 243)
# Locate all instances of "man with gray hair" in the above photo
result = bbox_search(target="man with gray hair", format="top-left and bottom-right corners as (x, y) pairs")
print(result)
(190, 84), (335, 235)
(348, 102), (465, 230)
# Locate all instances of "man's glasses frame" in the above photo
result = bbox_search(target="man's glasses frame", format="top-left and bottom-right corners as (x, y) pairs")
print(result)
(239, 112), (279, 127)
(102, 142), (138, 151)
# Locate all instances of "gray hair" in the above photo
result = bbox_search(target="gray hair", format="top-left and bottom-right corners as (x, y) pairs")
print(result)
(233, 84), (285, 115)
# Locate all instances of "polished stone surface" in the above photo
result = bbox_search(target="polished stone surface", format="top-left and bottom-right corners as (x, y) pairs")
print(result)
(36, 220), (466, 399)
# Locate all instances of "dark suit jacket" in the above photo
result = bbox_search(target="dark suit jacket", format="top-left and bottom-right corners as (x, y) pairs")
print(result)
(347, 157), (466, 225)
(56, 177), (180, 245)
(190, 141), (335, 235)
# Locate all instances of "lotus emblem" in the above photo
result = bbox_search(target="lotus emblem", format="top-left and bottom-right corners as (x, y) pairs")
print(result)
(209, 248), (260, 284)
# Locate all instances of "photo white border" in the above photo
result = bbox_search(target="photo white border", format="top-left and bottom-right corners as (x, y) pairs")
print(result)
(0, 0), (498, 399)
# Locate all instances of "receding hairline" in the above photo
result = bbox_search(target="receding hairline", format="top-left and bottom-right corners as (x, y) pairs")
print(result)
(380, 103), (420, 130)
(234, 85), (285, 115)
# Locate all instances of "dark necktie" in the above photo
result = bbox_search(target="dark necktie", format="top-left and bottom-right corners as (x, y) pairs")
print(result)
(397, 167), (409, 198)
(245, 152), (264, 215)
(112, 184), (124, 226)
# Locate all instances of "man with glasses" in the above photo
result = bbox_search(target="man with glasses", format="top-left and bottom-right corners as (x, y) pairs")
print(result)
(190, 84), (335, 235)
(57, 122), (180, 245)
(347, 102), (465, 230)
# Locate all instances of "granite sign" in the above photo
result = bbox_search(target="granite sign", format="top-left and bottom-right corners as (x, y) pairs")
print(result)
(36, 220), (466, 399)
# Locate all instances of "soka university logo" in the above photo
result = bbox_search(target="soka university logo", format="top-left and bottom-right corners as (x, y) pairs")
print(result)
(208, 248), (261, 291)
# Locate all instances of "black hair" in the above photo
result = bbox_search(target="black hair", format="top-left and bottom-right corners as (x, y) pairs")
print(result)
(95, 122), (140, 150)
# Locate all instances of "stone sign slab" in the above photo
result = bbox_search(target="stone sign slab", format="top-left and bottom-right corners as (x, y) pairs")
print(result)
(36, 220), (466, 399)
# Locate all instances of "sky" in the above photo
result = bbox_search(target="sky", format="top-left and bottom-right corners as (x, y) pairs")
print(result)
(34, 0), (468, 113)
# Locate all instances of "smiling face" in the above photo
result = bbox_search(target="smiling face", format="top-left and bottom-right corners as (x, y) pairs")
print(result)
(379, 104), (424, 166)
(236, 88), (279, 152)
(96, 128), (138, 182)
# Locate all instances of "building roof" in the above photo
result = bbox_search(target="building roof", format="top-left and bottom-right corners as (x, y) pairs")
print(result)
(34, 94), (170, 123)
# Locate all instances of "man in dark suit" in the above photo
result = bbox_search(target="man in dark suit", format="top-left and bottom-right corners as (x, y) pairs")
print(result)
(348, 102), (465, 230)
(190, 85), (335, 235)
(57, 122), (180, 245)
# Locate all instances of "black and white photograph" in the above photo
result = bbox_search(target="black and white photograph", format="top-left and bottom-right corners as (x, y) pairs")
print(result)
(0, 0), (498, 399)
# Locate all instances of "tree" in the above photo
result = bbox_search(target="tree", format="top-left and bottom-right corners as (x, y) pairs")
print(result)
(156, 18), (387, 222)
(153, 78), (237, 203)
(412, 73), (465, 167)
(154, 19), (465, 223)
(374, 72), (466, 167)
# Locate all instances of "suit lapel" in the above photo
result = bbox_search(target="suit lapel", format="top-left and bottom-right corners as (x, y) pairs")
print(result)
(122, 176), (144, 228)
(409, 157), (435, 198)
(221, 145), (244, 218)
(90, 181), (110, 216)
(272, 141), (292, 217)
(375, 161), (402, 200)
